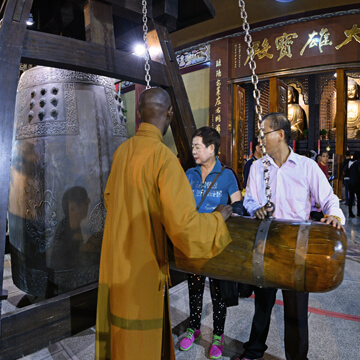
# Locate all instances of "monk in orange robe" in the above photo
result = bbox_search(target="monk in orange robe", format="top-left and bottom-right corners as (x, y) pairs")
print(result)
(95, 87), (232, 360)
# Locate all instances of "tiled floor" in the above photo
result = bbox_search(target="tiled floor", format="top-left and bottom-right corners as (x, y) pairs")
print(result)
(3, 203), (360, 360)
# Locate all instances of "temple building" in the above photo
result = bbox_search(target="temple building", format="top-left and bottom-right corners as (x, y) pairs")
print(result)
(0, 1), (359, 359)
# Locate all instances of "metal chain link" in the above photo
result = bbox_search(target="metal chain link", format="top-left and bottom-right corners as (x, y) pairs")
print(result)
(238, 0), (273, 214)
(142, 0), (151, 89)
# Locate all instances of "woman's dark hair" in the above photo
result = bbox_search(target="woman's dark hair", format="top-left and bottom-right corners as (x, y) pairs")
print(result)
(262, 112), (291, 145)
(192, 126), (221, 156)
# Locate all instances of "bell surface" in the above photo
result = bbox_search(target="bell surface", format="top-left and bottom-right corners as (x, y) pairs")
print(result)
(8, 66), (128, 298)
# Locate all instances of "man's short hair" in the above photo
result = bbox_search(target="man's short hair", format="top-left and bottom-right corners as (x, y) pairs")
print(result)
(192, 126), (221, 156)
(263, 112), (291, 145)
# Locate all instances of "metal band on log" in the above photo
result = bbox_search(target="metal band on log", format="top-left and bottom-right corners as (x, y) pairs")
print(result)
(169, 216), (347, 293)
(294, 221), (311, 291)
(253, 218), (273, 287)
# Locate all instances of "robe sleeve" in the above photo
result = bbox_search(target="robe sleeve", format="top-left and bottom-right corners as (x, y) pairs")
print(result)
(157, 149), (232, 259)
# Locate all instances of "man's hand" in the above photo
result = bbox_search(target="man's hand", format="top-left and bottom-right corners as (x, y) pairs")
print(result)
(254, 206), (269, 219)
(320, 215), (345, 232)
(214, 204), (233, 221)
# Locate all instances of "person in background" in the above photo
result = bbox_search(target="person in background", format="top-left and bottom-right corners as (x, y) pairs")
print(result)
(348, 151), (360, 218)
(309, 149), (317, 161)
(239, 112), (345, 360)
(318, 151), (329, 178)
(343, 150), (353, 205)
(310, 197), (324, 221)
(243, 137), (263, 189)
(95, 88), (233, 360)
(179, 126), (241, 359)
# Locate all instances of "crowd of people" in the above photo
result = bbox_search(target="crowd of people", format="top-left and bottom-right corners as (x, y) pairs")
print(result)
(94, 88), (346, 360)
(301, 148), (360, 220)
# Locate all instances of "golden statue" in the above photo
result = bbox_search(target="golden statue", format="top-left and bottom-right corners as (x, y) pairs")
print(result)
(330, 79), (360, 139)
(287, 86), (306, 140)
(346, 79), (360, 139)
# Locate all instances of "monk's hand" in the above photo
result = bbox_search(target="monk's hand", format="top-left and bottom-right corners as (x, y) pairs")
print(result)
(321, 215), (345, 232)
(214, 204), (233, 221)
(254, 206), (268, 219)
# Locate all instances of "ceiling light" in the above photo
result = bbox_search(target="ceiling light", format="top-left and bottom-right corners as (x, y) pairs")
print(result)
(26, 13), (34, 26)
(275, 0), (295, 3)
(134, 44), (146, 57)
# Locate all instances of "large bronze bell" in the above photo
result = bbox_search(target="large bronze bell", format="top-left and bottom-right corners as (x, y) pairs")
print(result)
(8, 66), (128, 298)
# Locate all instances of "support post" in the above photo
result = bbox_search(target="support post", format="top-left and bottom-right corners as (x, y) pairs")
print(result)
(269, 77), (279, 113)
(0, 0), (34, 331)
(150, 21), (196, 171)
(334, 69), (346, 198)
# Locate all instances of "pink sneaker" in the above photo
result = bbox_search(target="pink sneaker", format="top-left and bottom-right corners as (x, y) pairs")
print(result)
(179, 328), (201, 351)
(209, 334), (224, 359)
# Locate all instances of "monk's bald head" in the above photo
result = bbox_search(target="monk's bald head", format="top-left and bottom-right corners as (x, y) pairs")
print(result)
(138, 87), (173, 135)
(138, 88), (171, 120)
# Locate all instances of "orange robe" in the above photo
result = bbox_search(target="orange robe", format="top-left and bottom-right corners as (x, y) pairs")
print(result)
(95, 122), (231, 360)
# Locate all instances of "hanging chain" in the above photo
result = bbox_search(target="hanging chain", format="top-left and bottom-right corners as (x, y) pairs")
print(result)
(238, 0), (274, 215)
(142, 0), (151, 89)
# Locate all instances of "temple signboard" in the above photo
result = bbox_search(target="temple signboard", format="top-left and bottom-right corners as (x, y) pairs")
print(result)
(231, 13), (360, 78)
(210, 38), (232, 166)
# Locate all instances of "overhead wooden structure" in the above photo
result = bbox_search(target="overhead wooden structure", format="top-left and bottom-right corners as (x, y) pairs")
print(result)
(0, 0), (214, 358)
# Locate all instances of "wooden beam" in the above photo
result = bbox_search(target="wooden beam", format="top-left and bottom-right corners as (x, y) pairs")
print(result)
(0, 284), (97, 360)
(84, 0), (116, 47)
(334, 69), (346, 197)
(21, 30), (169, 86)
(151, 21), (196, 170)
(0, 0), (34, 331)
(269, 77), (279, 112)
(232, 84), (240, 174)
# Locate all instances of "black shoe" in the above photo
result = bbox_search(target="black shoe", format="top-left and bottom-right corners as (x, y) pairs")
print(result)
(349, 214), (355, 218)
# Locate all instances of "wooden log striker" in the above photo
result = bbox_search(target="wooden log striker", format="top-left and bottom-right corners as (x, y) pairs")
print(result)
(169, 216), (347, 293)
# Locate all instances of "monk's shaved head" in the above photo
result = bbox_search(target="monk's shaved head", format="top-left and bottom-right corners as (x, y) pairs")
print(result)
(138, 87), (173, 135)
(139, 88), (171, 118)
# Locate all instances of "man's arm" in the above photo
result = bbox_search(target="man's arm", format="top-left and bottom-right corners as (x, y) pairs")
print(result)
(243, 162), (264, 217)
(310, 161), (346, 231)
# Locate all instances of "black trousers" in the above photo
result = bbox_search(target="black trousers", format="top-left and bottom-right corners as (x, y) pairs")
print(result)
(242, 287), (309, 360)
(187, 274), (227, 336)
(348, 184), (360, 216)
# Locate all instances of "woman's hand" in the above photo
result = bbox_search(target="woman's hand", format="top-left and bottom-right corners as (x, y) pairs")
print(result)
(214, 204), (233, 221)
